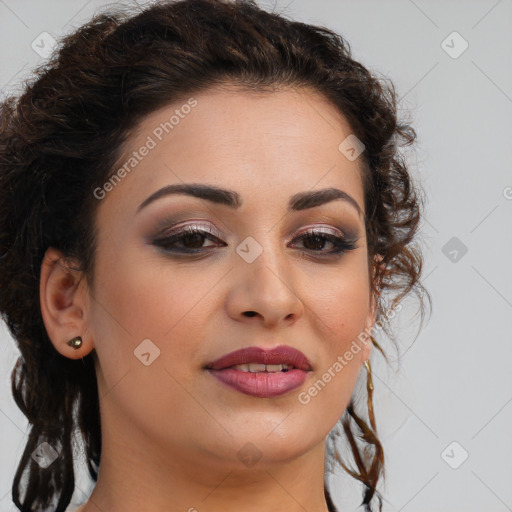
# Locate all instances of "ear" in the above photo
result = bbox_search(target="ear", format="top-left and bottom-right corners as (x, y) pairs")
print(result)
(361, 253), (384, 362)
(39, 247), (93, 359)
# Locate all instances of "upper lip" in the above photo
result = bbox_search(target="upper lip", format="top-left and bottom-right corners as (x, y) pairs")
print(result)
(204, 345), (313, 371)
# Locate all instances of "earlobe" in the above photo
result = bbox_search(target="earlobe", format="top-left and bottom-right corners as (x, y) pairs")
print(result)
(39, 247), (91, 359)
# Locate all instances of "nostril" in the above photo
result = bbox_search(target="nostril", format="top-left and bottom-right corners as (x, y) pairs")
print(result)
(244, 311), (258, 317)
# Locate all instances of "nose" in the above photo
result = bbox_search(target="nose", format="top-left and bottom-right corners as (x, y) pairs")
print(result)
(225, 244), (305, 328)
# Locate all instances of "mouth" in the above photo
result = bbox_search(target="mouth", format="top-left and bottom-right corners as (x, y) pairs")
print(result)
(204, 345), (313, 371)
(221, 362), (295, 372)
(203, 345), (312, 398)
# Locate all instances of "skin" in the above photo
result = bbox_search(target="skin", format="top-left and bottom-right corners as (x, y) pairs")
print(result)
(40, 84), (377, 512)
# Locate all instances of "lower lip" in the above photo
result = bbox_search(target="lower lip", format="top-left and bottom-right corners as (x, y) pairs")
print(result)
(206, 368), (309, 398)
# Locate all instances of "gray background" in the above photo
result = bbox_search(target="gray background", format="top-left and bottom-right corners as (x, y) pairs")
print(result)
(1, 1), (511, 511)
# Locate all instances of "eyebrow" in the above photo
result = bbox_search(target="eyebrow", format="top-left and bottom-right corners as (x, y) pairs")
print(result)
(137, 183), (363, 216)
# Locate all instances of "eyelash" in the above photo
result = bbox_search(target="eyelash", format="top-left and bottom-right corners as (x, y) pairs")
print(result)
(152, 224), (357, 258)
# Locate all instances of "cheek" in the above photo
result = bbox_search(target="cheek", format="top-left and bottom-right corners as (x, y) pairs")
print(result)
(297, 298), (368, 436)
(300, 260), (370, 401)
(89, 247), (220, 373)
(87, 249), (220, 434)
(303, 256), (371, 342)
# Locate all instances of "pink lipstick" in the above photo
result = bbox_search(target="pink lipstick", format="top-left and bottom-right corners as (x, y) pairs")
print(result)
(204, 345), (312, 398)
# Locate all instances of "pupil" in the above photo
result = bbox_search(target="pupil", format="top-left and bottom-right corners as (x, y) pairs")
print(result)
(304, 235), (324, 250)
(184, 233), (204, 248)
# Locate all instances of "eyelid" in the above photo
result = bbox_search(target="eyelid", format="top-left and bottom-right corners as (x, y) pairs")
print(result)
(152, 217), (358, 242)
(156, 220), (224, 239)
(290, 224), (348, 241)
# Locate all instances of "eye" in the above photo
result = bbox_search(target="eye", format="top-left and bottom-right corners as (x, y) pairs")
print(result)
(290, 228), (357, 256)
(152, 224), (358, 258)
(152, 224), (226, 254)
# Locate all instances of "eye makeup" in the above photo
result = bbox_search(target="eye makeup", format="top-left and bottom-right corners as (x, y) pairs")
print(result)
(148, 213), (360, 260)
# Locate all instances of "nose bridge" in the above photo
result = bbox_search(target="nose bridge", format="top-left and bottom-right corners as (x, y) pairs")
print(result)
(241, 230), (285, 286)
(239, 217), (292, 279)
(227, 228), (304, 325)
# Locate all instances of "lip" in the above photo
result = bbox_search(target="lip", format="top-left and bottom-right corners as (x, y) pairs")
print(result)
(204, 345), (312, 398)
(204, 345), (313, 371)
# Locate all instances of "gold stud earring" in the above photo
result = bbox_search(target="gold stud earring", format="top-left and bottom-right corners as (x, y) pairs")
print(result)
(67, 336), (83, 349)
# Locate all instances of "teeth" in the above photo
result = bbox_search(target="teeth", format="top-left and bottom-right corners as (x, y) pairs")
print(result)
(266, 364), (283, 372)
(232, 363), (292, 372)
(248, 363), (266, 372)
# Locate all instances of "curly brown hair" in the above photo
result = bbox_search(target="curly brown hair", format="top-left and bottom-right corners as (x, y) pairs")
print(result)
(0, 1), (430, 511)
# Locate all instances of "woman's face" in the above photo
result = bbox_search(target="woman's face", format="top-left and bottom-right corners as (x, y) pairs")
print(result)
(81, 85), (375, 470)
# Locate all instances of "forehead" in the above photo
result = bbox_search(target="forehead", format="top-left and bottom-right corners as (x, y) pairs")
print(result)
(98, 85), (366, 220)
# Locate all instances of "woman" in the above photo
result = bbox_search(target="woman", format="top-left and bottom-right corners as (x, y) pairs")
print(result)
(0, 0), (430, 511)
